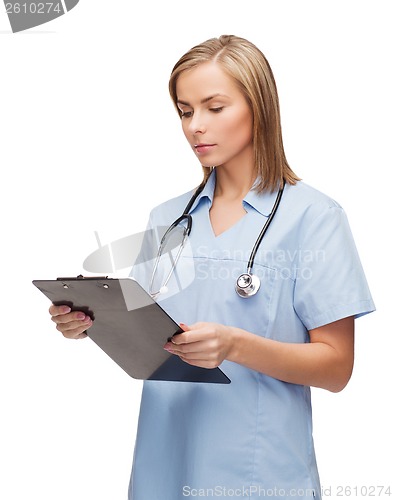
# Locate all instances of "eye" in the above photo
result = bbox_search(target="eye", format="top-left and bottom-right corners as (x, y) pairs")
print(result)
(180, 111), (193, 118)
(210, 107), (224, 113)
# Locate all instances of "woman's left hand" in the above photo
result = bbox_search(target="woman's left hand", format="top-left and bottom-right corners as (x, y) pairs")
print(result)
(163, 322), (236, 369)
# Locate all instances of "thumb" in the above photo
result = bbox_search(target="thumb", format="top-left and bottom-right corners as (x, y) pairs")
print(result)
(179, 322), (191, 332)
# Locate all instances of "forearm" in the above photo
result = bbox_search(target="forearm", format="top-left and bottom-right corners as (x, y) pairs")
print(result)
(228, 322), (354, 392)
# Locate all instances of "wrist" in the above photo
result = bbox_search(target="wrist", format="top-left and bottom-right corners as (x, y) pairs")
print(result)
(227, 326), (245, 363)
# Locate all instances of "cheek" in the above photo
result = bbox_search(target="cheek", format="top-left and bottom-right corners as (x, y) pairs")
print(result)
(225, 109), (253, 146)
(181, 121), (192, 142)
(240, 106), (253, 136)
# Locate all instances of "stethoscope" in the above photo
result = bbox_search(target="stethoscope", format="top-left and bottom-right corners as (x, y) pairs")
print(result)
(149, 180), (285, 299)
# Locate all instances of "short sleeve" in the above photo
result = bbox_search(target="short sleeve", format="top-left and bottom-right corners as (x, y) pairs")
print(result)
(293, 206), (375, 330)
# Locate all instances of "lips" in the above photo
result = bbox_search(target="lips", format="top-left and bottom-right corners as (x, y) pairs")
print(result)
(194, 144), (216, 155)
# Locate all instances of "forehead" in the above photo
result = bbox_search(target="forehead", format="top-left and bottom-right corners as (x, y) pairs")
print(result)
(176, 61), (240, 102)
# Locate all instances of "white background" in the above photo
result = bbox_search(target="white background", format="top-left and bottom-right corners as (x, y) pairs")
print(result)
(1, 1), (391, 499)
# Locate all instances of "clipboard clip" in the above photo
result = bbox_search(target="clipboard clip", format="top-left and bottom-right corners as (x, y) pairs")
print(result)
(56, 275), (112, 291)
(56, 274), (110, 281)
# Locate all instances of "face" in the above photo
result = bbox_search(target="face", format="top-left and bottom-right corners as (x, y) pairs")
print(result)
(175, 62), (253, 170)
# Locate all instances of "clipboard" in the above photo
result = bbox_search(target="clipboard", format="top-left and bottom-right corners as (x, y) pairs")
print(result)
(33, 276), (230, 384)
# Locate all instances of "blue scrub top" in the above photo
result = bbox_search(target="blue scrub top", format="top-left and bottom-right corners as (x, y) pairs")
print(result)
(129, 171), (375, 500)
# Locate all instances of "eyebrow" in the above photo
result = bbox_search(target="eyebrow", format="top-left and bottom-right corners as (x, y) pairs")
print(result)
(177, 93), (230, 106)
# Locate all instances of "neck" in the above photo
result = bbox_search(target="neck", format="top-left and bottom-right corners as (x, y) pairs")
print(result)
(214, 164), (256, 201)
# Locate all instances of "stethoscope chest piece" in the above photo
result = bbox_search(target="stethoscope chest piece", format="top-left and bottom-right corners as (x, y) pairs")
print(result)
(235, 273), (261, 298)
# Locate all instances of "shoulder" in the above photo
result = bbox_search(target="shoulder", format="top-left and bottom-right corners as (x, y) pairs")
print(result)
(284, 180), (342, 213)
(282, 180), (345, 223)
(279, 181), (348, 243)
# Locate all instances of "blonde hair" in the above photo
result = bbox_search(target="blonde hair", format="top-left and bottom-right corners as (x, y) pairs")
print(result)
(169, 35), (300, 193)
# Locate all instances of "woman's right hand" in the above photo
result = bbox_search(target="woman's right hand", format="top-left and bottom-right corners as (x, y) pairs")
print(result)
(49, 304), (93, 339)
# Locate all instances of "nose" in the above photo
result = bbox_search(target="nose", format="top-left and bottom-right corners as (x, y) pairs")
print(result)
(187, 111), (206, 135)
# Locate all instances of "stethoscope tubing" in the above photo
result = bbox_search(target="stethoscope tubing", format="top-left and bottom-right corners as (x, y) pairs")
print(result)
(246, 181), (285, 273)
(149, 178), (285, 298)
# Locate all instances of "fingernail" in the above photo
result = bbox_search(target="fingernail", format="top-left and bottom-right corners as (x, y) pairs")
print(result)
(62, 306), (71, 314)
(84, 316), (92, 323)
(163, 346), (173, 353)
(76, 312), (85, 320)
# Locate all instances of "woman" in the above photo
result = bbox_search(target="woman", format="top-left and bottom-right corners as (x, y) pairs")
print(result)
(50, 35), (375, 499)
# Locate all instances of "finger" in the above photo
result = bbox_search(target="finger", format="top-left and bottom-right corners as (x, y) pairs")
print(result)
(171, 322), (212, 344)
(170, 329), (210, 345)
(62, 329), (88, 340)
(62, 329), (89, 340)
(51, 311), (91, 325)
(165, 339), (210, 355)
(178, 349), (213, 360)
(170, 323), (190, 346)
(49, 304), (71, 316)
(57, 317), (93, 333)
(75, 332), (88, 339)
(58, 321), (93, 339)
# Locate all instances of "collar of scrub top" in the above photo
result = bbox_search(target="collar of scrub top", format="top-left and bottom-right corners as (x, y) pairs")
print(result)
(186, 168), (281, 218)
